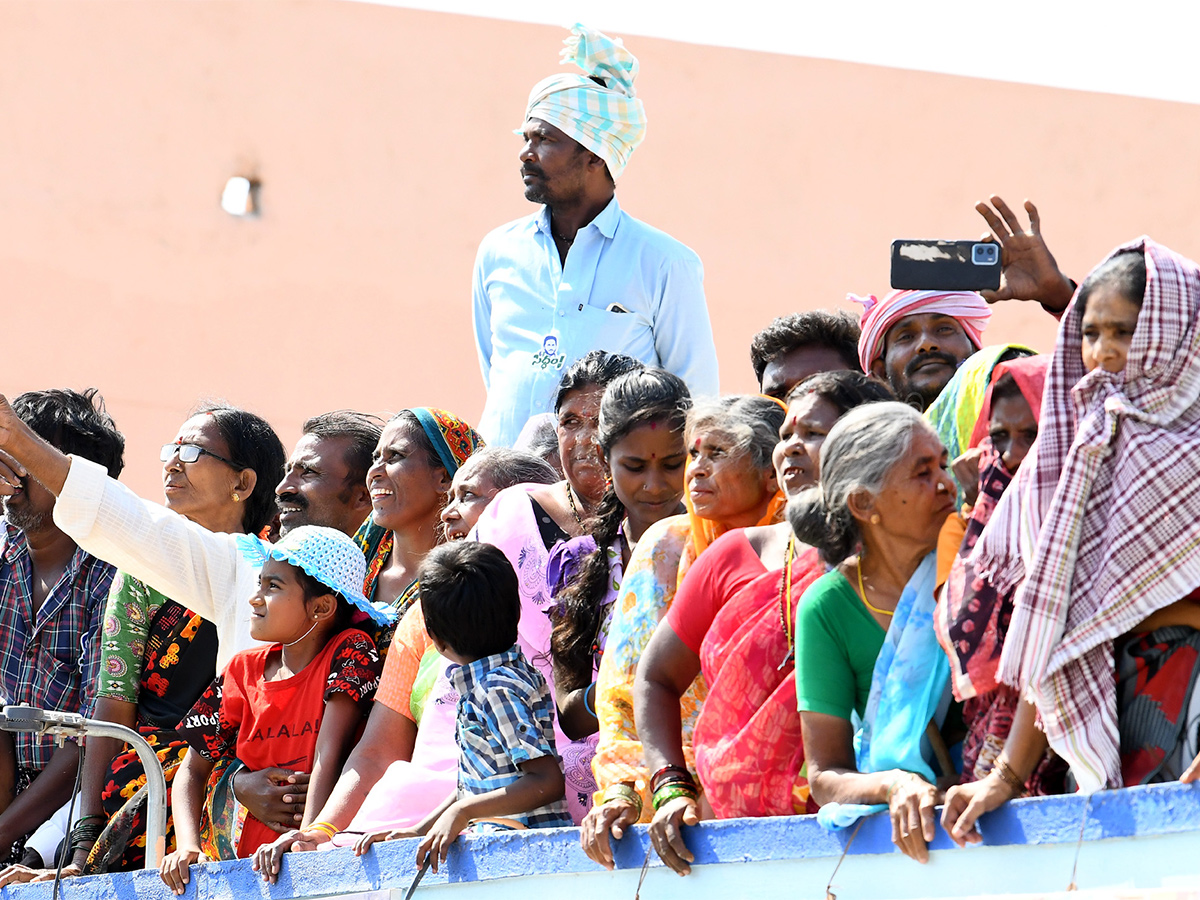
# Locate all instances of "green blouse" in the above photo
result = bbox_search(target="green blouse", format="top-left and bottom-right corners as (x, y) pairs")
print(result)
(96, 571), (168, 704)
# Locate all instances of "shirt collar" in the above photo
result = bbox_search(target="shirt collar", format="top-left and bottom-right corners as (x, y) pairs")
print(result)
(533, 195), (621, 240)
(1, 517), (90, 578)
(2, 519), (26, 565)
(449, 644), (522, 694)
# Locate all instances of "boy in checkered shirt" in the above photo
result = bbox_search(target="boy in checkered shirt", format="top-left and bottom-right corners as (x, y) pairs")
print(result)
(357, 541), (569, 870)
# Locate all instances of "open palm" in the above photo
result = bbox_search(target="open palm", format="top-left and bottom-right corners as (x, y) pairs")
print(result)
(976, 196), (1073, 311)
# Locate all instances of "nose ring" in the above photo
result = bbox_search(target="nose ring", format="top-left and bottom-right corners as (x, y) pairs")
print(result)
(937, 482), (947, 493)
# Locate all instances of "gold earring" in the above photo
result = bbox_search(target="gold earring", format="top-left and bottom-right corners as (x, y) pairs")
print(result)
(870, 514), (881, 525)
(232, 492), (240, 503)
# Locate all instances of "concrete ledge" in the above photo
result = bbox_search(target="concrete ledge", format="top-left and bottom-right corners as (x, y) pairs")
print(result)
(4, 782), (1199, 899)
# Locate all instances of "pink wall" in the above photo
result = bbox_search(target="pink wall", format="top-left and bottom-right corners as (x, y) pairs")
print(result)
(4, 1), (1198, 495)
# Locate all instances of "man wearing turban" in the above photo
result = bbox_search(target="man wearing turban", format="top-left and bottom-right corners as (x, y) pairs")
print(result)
(854, 289), (992, 412)
(856, 197), (1078, 414)
(472, 24), (718, 446)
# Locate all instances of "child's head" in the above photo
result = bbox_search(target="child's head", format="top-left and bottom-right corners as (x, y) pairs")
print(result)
(251, 525), (390, 644)
(988, 373), (1038, 474)
(250, 557), (347, 643)
(418, 541), (520, 663)
(1075, 250), (1146, 374)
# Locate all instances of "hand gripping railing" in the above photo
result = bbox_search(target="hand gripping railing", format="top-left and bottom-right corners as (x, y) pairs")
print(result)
(0, 705), (167, 868)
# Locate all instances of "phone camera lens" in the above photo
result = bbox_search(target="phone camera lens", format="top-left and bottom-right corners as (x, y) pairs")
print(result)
(973, 243), (997, 265)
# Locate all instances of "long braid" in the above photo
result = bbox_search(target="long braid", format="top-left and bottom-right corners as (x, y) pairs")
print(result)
(550, 487), (625, 693)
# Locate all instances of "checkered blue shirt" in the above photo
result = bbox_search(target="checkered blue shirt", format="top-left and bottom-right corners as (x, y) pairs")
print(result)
(448, 645), (571, 828)
(0, 519), (111, 770)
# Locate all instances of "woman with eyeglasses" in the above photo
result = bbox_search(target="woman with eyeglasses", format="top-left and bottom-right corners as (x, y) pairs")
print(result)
(0, 402), (285, 876)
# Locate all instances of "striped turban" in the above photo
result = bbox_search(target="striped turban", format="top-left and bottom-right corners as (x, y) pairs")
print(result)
(852, 289), (992, 372)
(518, 24), (647, 180)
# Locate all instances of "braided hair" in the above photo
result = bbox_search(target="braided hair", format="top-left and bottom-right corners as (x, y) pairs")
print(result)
(550, 369), (691, 694)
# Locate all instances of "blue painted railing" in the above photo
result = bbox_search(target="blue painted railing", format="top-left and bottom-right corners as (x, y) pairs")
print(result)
(5, 782), (1199, 899)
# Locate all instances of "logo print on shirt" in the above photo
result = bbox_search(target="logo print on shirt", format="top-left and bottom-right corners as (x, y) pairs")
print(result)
(532, 334), (565, 371)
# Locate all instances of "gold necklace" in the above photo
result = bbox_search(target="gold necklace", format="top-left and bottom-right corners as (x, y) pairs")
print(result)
(777, 536), (796, 670)
(857, 558), (894, 618)
(564, 481), (584, 528)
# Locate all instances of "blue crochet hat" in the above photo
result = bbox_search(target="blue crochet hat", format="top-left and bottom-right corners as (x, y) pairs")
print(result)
(268, 526), (396, 626)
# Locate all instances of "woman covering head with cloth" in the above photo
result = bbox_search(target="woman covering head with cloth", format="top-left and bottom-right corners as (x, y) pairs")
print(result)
(790, 402), (957, 865)
(581, 394), (785, 868)
(632, 372), (894, 875)
(942, 240), (1200, 843)
(933, 355), (1059, 799)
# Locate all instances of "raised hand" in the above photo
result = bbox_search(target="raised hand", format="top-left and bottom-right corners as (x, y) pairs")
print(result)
(975, 196), (1074, 312)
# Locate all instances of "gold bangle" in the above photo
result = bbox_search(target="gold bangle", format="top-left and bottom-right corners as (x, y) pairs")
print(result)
(602, 783), (643, 817)
(991, 756), (1026, 794)
(307, 820), (338, 839)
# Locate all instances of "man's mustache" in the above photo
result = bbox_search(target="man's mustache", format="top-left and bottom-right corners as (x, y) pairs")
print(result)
(276, 492), (308, 510)
(904, 351), (958, 378)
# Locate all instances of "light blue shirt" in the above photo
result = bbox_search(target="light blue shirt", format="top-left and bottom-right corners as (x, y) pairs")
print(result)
(472, 196), (719, 446)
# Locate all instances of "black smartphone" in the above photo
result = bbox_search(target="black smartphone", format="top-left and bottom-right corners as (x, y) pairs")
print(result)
(890, 240), (1001, 292)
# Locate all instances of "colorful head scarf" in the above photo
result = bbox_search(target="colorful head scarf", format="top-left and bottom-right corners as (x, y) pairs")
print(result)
(410, 407), (484, 478)
(355, 408), (483, 609)
(852, 289), (992, 373)
(519, 24), (647, 180)
(924, 345), (1036, 467)
(967, 354), (1050, 450)
(972, 237), (1200, 792)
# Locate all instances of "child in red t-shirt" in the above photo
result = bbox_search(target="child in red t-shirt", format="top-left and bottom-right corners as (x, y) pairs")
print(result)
(160, 526), (391, 895)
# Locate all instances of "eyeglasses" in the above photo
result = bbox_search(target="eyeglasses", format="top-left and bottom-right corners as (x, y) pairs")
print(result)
(160, 442), (239, 468)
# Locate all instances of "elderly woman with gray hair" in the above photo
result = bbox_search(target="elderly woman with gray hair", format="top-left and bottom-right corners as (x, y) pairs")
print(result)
(790, 402), (958, 864)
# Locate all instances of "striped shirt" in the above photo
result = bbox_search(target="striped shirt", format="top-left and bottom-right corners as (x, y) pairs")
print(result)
(448, 645), (570, 828)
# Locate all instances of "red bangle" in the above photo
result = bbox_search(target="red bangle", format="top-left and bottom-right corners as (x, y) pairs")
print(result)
(650, 765), (695, 794)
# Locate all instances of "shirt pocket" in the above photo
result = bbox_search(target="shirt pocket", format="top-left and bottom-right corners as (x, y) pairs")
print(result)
(575, 305), (653, 357)
(29, 646), (78, 713)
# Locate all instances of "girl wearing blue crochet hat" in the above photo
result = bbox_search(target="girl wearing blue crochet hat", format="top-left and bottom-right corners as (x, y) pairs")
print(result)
(160, 526), (392, 893)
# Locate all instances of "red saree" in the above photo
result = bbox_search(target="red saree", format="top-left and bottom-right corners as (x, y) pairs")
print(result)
(693, 546), (824, 818)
